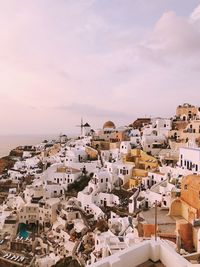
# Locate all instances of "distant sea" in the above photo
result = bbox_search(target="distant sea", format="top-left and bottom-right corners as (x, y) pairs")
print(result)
(0, 135), (57, 158)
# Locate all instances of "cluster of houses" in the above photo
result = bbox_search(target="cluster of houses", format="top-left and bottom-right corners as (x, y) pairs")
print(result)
(0, 103), (200, 266)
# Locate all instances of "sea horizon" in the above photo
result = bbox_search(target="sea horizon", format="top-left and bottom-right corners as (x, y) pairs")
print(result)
(0, 133), (79, 158)
(0, 134), (58, 158)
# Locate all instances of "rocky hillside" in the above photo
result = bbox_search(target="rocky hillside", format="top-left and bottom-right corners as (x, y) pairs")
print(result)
(0, 156), (15, 174)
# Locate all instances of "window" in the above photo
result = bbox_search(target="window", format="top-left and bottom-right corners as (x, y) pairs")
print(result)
(122, 169), (127, 175)
(184, 184), (188, 190)
(101, 179), (103, 183)
(106, 178), (108, 182)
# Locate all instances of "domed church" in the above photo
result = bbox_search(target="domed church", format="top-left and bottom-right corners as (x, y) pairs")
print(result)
(103, 121), (116, 130)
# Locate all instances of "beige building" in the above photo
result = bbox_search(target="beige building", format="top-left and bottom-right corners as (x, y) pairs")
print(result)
(38, 198), (60, 228)
(0, 215), (18, 238)
(176, 103), (199, 121)
(40, 143), (61, 159)
(122, 149), (158, 189)
(169, 175), (200, 252)
(169, 122), (200, 147)
(19, 203), (39, 225)
(123, 149), (158, 170)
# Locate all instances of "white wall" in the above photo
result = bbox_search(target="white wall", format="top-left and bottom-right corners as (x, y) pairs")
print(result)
(179, 147), (200, 174)
(88, 240), (192, 267)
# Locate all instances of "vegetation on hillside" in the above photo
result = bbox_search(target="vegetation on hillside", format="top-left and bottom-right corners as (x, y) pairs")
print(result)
(53, 257), (81, 267)
(67, 174), (93, 193)
(0, 156), (15, 174)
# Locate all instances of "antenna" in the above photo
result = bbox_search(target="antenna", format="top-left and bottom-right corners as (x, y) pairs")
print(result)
(76, 118), (84, 136)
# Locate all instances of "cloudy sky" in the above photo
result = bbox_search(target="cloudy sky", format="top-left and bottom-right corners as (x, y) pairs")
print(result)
(0, 0), (200, 135)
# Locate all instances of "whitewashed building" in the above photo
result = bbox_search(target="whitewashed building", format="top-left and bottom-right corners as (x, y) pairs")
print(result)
(178, 147), (200, 174)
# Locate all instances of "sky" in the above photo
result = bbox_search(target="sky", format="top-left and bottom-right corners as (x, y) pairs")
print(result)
(0, 0), (200, 135)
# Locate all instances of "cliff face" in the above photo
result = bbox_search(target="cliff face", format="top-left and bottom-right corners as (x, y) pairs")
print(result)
(0, 156), (15, 174)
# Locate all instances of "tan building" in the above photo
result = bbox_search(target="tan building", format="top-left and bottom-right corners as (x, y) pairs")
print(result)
(19, 203), (39, 225)
(0, 215), (18, 238)
(169, 175), (200, 252)
(128, 169), (148, 189)
(123, 149), (158, 190)
(169, 120), (200, 145)
(184, 120), (200, 135)
(123, 149), (158, 170)
(40, 143), (60, 159)
(92, 121), (129, 148)
(176, 103), (198, 121)
(180, 175), (200, 220)
(169, 176), (198, 222)
(39, 198), (60, 228)
(85, 146), (98, 160)
(110, 131), (129, 142)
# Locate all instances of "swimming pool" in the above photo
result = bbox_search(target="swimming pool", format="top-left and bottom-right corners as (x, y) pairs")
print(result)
(18, 223), (29, 239)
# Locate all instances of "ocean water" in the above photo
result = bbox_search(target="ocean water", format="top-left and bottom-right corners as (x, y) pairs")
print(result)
(0, 135), (57, 158)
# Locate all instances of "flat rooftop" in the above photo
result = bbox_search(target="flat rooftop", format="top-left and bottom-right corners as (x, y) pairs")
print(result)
(141, 208), (176, 233)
